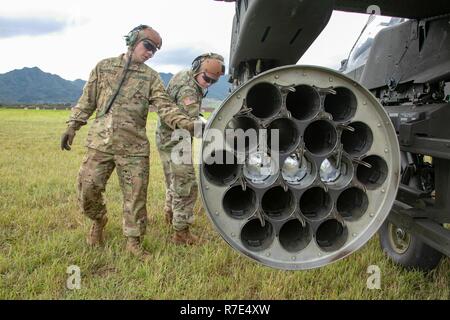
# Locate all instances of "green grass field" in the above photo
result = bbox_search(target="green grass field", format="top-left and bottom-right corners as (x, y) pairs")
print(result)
(0, 108), (448, 300)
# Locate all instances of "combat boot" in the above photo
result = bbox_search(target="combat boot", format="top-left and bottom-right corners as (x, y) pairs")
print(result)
(87, 216), (108, 246)
(171, 228), (201, 245)
(164, 207), (173, 225)
(126, 236), (151, 260)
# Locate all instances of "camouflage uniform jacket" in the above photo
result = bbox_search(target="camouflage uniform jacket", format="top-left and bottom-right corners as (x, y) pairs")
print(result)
(67, 54), (191, 156)
(156, 69), (204, 150)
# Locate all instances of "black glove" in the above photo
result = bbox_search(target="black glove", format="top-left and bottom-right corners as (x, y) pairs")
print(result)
(61, 127), (76, 151)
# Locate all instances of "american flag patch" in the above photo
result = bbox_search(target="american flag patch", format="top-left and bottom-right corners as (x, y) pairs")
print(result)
(182, 96), (197, 106)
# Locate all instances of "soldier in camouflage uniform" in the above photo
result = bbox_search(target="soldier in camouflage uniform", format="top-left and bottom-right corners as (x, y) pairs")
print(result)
(60, 25), (196, 259)
(156, 53), (225, 245)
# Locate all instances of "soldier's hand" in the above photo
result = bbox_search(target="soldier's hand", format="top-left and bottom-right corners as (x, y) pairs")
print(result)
(61, 126), (76, 151)
(178, 118), (206, 137)
(178, 119), (195, 136)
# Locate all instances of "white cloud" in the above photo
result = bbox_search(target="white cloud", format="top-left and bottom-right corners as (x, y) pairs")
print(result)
(298, 11), (369, 69)
(0, 0), (370, 80)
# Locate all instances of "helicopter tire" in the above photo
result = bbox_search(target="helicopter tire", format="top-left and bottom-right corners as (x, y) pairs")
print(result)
(378, 220), (443, 272)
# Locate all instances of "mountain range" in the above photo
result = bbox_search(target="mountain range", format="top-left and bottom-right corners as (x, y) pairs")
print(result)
(0, 66), (229, 105)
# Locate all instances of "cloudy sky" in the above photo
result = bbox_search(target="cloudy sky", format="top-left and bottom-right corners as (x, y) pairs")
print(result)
(0, 0), (371, 81)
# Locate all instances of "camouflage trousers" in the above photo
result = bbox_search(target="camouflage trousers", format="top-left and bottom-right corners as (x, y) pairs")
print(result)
(77, 148), (149, 237)
(156, 142), (198, 231)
